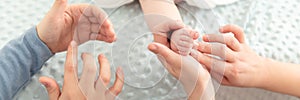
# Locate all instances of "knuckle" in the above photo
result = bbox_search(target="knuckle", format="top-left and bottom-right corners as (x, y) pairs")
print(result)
(202, 43), (210, 51)
(227, 37), (235, 46)
(229, 66), (240, 79)
(218, 44), (226, 51)
(114, 87), (123, 94)
(47, 87), (57, 94)
(227, 53), (236, 61)
(65, 64), (75, 73)
(101, 24), (109, 29)
(101, 76), (110, 84)
(106, 38), (114, 43)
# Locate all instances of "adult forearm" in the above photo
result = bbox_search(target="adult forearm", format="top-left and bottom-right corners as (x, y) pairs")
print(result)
(188, 78), (215, 100)
(139, 0), (182, 31)
(261, 58), (300, 97)
(0, 27), (53, 100)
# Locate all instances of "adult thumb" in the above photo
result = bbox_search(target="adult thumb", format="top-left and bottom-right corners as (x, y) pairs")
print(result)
(50, 0), (68, 15)
(148, 42), (179, 63)
(39, 77), (61, 100)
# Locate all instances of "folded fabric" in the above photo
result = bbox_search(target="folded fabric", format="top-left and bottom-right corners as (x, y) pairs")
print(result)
(184, 0), (239, 9)
(94, 0), (239, 9)
(95, 0), (134, 8)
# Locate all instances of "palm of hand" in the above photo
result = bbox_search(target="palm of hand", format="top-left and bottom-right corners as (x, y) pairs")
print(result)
(37, 4), (115, 53)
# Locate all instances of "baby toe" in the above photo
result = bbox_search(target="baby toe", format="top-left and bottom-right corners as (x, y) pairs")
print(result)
(178, 40), (193, 48)
(178, 51), (189, 56)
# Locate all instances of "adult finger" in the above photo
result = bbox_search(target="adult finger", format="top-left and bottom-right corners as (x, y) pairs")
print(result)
(203, 34), (241, 51)
(148, 42), (180, 64)
(97, 54), (111, 86)
(90, 33), (115, 43)
(153, 34), (169, 47)
(81, 5), (116, 42)
(82, 5), (107, 23)
(39, 77), (61, 100)
(219, 24), (245, 43)
(79, 53), (98, 93)
(108, 67), (124, 96)
(50, 0), (68, 15)
(64, 41), (79, 88)
(87, 6), (116, 41)
(148, 42), (181, 76)
(99, 19), (116, 43)
(209, 71), (233, 86)
(196, 42), (236, 62)
(191, 30), (199, 40)
(190, 49), (228, 76)
(153, 20), (185, 33)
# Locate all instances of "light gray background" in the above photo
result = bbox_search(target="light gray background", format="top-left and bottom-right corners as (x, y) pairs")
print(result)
(0, 0), (299, 100)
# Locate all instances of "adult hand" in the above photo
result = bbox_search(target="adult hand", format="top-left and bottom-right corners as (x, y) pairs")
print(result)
(148, 42), (215, 100)
(151, 19), (199, 47)
(190, 24), (267, 88)
(37, 0), (116, 53)
(151, 19), (185, 47)
(39, 41), (124, 100)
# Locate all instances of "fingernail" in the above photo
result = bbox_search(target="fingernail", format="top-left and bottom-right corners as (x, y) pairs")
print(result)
(41, 82), (49, 88)
(117, 67), (124, 77)
(219, 27), (224, 32)
(99, 54), (104, 58)
(113, 36), (117, 42)
(194, 31), (199, 38)
(71, 41), (77, 48)
(202, 35), (208, 41)
(149, 44), (158, 51)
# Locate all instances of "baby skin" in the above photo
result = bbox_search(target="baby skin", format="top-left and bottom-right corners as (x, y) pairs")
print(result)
(170, 27), (199, 56)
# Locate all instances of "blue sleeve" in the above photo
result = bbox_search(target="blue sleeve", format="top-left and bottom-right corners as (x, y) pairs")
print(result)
(0, 27), (54, 100)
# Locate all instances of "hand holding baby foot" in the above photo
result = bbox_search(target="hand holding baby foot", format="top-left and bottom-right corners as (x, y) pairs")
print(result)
(191, 24), (267, 88)
(148, 42), (215, 100)
(170, 27), (199, 56)
(37, 0), (116, 53)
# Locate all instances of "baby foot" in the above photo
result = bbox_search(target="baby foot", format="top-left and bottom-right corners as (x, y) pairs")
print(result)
(170, 28), (199, 56)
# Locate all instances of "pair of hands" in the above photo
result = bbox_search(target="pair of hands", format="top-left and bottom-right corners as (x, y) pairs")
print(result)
(37, 0), (123, 99)
(37, 0), (116, 54)
(190, 24), (267, 88)
(36, 0), (266, 99)
(170, 27), (199, 56)
(39, 41), (124, 100)
(150, 23), (268, 99)
(37, 0), (203, 99)
(149, 20), (214, 99)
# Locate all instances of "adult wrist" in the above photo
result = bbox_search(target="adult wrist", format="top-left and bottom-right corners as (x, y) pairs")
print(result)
(255, 58), (274, 89)
(188, 73), (213, 100)
(36, 25), (56, 54)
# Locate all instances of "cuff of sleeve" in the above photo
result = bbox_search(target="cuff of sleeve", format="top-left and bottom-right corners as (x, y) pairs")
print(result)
(24, 26), (54, 73)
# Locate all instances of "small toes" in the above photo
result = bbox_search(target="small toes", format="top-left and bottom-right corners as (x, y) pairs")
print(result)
(178, 50), (190, 56)
(177, 40), (194, 48)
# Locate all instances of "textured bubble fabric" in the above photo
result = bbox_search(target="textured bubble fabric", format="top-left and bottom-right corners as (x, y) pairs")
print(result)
(0, 0), (299, 100)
